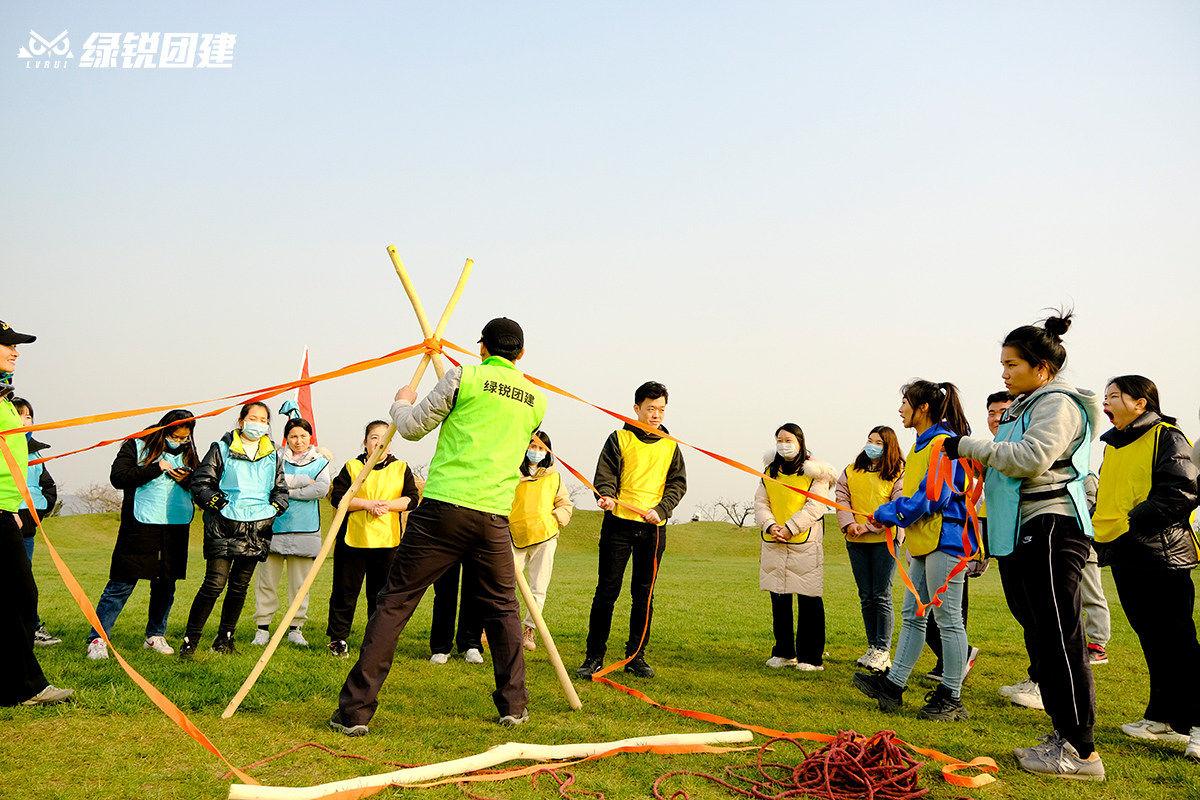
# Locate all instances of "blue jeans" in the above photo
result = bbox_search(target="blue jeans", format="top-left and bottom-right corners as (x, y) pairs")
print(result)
(87, 579), (177, 641)
(846, 541), (896, 651)
(889, 549), (967, 697)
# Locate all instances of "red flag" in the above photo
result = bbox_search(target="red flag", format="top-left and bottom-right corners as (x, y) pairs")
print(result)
(297, 347), (317, 445)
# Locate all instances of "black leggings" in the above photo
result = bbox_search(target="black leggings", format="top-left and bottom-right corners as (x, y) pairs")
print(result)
(185, 556), (258, 642)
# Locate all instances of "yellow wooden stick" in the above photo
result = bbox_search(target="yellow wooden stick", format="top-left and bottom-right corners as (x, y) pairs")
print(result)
(514, 567), (583, 709)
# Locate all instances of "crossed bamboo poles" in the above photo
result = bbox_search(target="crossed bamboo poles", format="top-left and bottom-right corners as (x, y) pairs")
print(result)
(222, 248), (580, 719)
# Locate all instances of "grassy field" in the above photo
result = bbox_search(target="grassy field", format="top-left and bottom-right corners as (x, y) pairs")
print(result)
(2, 508), (1199, 800)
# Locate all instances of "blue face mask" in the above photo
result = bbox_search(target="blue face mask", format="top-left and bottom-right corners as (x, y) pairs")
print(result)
(241, 421), (270, 441)
(863, 443), (884, 460)
(526, 449), (544, 465)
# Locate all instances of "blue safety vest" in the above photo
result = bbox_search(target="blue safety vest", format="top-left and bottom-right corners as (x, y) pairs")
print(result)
(18, 439), (46, 512)
(984, 390), (1093, 557)
(132, 440), (196, 525)
(217, 437), (278, 522)
(274, 455), (328, 533)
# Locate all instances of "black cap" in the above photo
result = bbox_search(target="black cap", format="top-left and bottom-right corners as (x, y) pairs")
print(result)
(0, 320), (36, 346)
(478, 318), (523, 352)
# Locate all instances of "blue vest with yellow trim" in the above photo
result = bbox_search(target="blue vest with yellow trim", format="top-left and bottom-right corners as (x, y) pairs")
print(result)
(217, 436), (278, 523)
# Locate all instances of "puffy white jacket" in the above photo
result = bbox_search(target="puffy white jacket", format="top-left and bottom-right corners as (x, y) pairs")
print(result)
(753, 455), (836, 596)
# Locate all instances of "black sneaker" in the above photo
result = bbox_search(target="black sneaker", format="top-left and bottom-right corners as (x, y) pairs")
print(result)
(178, 637), (197, 660)
(576, 656), (604, 679)
(328, 639), (349, 658)
(918, 684), (970, 721)
(328, 709), (368, 737)
(624, 654), (656, 678)
(926, 663), (944, 682)
(212, 632), (236, 654)
(853, 669), (905, 712)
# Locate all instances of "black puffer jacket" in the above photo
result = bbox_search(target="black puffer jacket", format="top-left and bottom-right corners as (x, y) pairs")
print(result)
(1094, 412), (1199, 570)
(190, 431), (289, 561)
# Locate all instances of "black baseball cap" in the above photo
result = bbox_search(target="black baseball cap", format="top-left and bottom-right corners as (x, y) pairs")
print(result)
(478, 318), (523, 351)
(0, 320), (36, 346)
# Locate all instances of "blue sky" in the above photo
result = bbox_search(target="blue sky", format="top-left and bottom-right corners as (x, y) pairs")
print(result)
(4, 2), (1199, 516)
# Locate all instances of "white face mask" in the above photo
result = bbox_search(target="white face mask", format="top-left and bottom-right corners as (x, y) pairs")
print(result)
(241, 421), (269, 441)
(776, 442), (799, 459)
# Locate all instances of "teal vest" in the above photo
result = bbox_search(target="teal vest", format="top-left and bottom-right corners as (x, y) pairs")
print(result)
(217, 439), (278, 522)
(984, 390), (1093, 556)
(132, 440), (196, 525)
(19, 442), (46, 511)
(423, 358), (547, 515)
(274, 455), (328, 533)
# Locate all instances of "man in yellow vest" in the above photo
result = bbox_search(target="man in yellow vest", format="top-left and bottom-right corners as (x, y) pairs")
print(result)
(330, 318), (546, 735)
(577, 381), (686, 679)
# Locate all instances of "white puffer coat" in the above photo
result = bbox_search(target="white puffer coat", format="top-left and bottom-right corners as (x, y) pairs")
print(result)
(753, 454), (837, 597)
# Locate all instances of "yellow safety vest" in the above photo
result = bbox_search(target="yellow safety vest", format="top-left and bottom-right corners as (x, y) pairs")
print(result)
(344, 458), (408, 549)
(762, 470), (816, 543)
(903, 434), (948, 557)
(1093, 422), (1189, 543)
(844, 466), (898, 544)
(614, 430), (676, 522)
(510, 471), (561, 549)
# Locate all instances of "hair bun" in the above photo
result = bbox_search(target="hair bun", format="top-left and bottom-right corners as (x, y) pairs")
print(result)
(1042, 309), (1073, 340)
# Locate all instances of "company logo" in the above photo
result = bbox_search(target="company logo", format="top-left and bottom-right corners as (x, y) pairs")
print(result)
(18, 29), (236, 69)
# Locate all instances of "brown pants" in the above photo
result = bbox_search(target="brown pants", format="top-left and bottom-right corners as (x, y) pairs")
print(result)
(337, 499), (527, 725)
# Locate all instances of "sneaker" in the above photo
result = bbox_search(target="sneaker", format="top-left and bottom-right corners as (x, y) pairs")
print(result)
(1187, 727), (1200, 760)
(1011, 682), (1044, 710)
(286, 628), (309, 646)
(1087, 643), (1108, 665)
(926, 664), (944, 682)
(1018, 738), (1104, 781)
(251, 628), (270, 646)
(522, 626), (537, 651)
(429, 652), (449, 664)
(328, 709), (368, 737)
(1014, 731), (1062, 760)
(869, 648), (892, 672)
(795, 662), (824, 671)
(999, 676), (1037, 698)
(143, 636), (175, 655)
(178, 637), (197, 659)
(329, 639), (349, 658)
(765, 656), (798, 668)
(576, 656), (604, 679)
(855, 649), (875, 669)
(464, 648), (484, 664)
(624, 654), (655, 678)
(21, 685), (75, 706)
(964, 646), (980, 680)
(1120, 719), (1189, 743)
(918, 684), (970, 721)
(211, 632), (236, 654)
(86, 637), (109, 660)
(853, 669), (905, 712)
(33, 625), (62, 646)
(499, 708), (529, 727)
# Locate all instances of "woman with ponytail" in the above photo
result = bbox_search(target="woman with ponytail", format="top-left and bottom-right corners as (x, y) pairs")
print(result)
(852, 380), (976, 722)
(940, 310), (1105, 780)
(752, 423), (836, 671)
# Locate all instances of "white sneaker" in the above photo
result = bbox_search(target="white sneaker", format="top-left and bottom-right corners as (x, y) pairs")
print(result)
(999, 676), (1036, 698)
(868, 648), (892, 671)
(429, 652), (449, 665)
(86, 638), (109, 660)
(1120, 719), (1189, 743)
(855, 649), (874, 668)
(795, 662), (824, 671)
(251, 629), (270, 646)
(1187, 727), (1200, 760)
(765, 656), (798, 668)
(464, 648), (484, 664)
(143, 636), (175, 655)
(286, 628), (309, 646)
(963, 646), (980, 679)
(1011, 683), (1044, 710)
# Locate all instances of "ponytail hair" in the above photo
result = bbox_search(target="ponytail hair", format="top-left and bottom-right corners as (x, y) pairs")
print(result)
(901, 380), (972, 436)
(1002, 308), (1073, 379)
(1108, 375), (1177, 425)
(767, 423), (807, 479)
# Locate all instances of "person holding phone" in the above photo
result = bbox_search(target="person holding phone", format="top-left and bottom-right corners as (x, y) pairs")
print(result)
(86, 409), (200, 659)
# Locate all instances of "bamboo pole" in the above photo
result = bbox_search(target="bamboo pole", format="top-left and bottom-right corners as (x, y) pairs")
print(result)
(227, 730), (753, 799)
(221, 253), (473, 719)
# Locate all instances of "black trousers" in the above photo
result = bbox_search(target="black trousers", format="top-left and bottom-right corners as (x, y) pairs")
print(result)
(585, 514), (666, 660)
(326, 531), (397, 641)
(0, 513), (47, 705)
(1112, 565), (1200, 735)
(338, 499), (527, 724)
(925, 576), (970, 666)
(998, 552), (1040, 682)
(430, 560), (483, 655)
(185, 556), (258, 641)
(770, 593), (825, 665)
(1002, 514), (1095, 754)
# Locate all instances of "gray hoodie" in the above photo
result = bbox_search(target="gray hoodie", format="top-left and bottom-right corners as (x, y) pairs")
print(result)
(957, 377), (1101, 523)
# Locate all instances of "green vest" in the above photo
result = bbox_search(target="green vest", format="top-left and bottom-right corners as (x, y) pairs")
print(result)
(423, 357), (547, 515)
(0, 397), (29, 513)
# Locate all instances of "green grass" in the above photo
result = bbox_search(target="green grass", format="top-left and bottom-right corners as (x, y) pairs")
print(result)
(3, 510), (1199, 799)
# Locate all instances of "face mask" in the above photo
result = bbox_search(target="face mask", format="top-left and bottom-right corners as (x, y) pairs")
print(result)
(165, 438), (189, 451)
(526, 449), (544, 464)
(863, 443), (884, 460)
(241, 421), (269, 441)
(776, 442), (799, 459)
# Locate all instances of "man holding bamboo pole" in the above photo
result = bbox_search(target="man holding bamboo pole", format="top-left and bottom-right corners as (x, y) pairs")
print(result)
(331, 318), (547, 735)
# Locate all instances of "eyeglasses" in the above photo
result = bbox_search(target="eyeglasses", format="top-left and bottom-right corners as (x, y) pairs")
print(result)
(167, 436), (190, 446)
